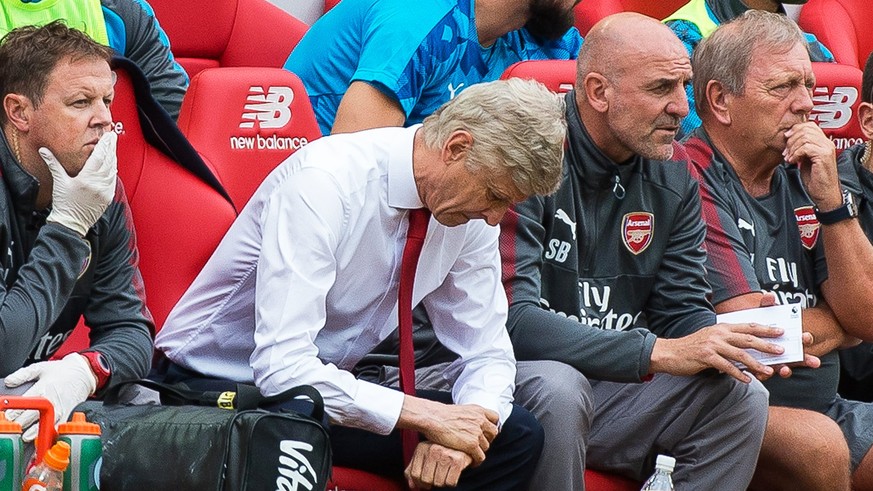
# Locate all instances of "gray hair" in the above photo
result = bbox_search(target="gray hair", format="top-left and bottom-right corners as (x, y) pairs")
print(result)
(692, 10), (805, 116)
(421, 78), (566, 196)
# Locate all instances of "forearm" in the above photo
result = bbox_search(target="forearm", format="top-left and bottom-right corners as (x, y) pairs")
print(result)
(802, 304), (859, 356)
(507, 303), (655, 382)
(0, 225), (90, 374)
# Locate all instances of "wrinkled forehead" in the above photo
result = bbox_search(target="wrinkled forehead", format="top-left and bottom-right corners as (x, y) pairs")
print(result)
(746, 41), (813, 81)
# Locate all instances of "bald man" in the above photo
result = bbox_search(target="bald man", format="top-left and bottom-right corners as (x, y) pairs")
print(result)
(499, 12), (837, 490)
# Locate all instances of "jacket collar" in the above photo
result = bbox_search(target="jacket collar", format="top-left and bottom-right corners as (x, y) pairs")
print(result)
(564, 90), (642, 194)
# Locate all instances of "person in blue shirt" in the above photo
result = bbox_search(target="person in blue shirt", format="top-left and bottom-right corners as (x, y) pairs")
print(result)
(0, 0), (188, 119)
(664, 0), (833, 138)
(285, 0), (582, 135)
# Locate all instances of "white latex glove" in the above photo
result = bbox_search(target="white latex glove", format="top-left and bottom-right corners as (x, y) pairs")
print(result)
(4, 353), (97, 442)
(42, 131), (118, 237)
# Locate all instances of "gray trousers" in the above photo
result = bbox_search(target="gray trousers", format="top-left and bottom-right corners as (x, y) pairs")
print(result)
(368, 361), (768, 491)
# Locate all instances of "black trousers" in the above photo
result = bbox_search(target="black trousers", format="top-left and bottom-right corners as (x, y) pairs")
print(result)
(151, 360), (544, 490)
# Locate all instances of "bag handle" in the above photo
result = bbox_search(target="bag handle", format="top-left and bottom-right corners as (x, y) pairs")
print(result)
(104, 379), (325, 421)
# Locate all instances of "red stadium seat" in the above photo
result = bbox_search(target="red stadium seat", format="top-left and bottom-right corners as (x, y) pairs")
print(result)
(799, 0), (873, 69)
(178, 67), (322, 210)
(148, 0), (308, 78)
(574, 0), (688, 36)
(500, 59), (577, 93)
(324, 0), (342, 14)
(809, 62), (865, 155)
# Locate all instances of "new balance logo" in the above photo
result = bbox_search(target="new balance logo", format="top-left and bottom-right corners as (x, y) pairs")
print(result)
(241, 86), (295, 129)
(275, 439), (317, 491)
(810, 86), (858, 129)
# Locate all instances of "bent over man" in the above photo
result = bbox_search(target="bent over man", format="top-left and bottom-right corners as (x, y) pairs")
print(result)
(155, 78), (566, 490)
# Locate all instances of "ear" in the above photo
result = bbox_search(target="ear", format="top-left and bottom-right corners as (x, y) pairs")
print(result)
(705, 80), (732, 126)
(582, 72), (610, 113)
(859, 102), (873, 141)
(3, 93), (31, 132)
(441, 129), (473, 164)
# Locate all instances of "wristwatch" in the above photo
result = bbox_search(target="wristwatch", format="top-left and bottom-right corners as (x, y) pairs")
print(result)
(80, 351), (111, 390)
(815, 190), (858, 225)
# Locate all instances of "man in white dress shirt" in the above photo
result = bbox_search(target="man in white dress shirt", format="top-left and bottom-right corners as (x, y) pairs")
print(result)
(154, 78), (566, 490)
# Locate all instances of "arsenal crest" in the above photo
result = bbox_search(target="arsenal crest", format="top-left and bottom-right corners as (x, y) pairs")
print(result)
(622, 212), (653, 255)
(794, 206), (820, 250)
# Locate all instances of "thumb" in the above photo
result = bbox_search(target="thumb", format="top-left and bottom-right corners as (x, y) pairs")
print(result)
(4, 363), (42, 387)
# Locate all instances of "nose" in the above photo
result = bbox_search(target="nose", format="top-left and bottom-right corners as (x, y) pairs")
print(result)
(793, 84), (814, 115)
(93, 100), (112, 129)
(667, 86), (690, 119)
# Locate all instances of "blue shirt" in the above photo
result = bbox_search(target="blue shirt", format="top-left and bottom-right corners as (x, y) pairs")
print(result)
(285, 0), (582, 134)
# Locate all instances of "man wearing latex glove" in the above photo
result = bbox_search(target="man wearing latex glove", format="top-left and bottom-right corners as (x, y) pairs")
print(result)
(0, 22), (153, 440)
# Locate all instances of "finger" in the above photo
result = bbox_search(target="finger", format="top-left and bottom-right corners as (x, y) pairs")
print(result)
(4, 364), (41, 387)
(707, 356), (754, 383)
(8, 409), (39, 431)
(482, 409), (499, 424)
(481, 419), (498, 444)
(22, 423), (38, 443)
(38, 147), (69, 182)
(801, 332), (814, 346)
(726, 322), (784, 339)
(83, 132), (117, 173)
(758, 292), (777, 307)
(469, 445), (486, 467)
(445, 460), (465, 487)
(721, 345), (777, 377)
(433, 461), (451, 488)
(420, 452), (438, 488)
(479, 433), (490, 454)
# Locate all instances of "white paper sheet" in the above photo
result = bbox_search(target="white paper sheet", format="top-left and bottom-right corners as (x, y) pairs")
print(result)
(716, 304), (804, 367)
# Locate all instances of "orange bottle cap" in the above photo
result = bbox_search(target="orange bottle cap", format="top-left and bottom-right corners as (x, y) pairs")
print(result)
(57, 412), (101, 436)
(43, 441), (71, 471)
(0, 412), (21, 434)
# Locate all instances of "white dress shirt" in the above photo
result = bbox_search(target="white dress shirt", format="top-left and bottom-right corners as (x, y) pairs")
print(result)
(156, 125), (516, 434)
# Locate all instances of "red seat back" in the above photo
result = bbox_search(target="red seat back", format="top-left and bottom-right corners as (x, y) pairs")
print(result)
(810, 62), (865, 155)
(574, 0), (688, 35)
(148, 0), (308, 78)
(178, 67), (322, 210)
(500, 60), (577, 93)
(799, 0), (872, 69)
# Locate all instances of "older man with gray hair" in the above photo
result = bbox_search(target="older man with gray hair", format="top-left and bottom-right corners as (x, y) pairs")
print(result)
(686, 9), (873, 489)
(154, 77), (565, 489)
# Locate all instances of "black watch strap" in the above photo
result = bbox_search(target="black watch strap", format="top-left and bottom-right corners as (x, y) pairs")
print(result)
(816, 191), (857, 225)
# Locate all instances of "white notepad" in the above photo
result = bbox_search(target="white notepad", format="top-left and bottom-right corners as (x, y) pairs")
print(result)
(716, 304), (804, 368)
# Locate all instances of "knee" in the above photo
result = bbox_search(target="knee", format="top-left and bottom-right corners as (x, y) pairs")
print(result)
(516, 360), (593, 416)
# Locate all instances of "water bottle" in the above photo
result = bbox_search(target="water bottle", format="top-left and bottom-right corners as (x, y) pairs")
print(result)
(0, 413), (22, 491)
(21, 441), (69, 491)
(640, 454), (676, 491)
(58, 412), (102, 491)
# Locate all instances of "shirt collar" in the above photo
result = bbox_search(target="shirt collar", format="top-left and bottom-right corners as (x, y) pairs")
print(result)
(387, 124), (426, 210)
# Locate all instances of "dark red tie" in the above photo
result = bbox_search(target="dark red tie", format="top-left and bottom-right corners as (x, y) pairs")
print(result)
(399, 208), (430, 468)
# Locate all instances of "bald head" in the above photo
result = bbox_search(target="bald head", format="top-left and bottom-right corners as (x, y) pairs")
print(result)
(573, 12), (691, 163)
(577, 12), (687, 85)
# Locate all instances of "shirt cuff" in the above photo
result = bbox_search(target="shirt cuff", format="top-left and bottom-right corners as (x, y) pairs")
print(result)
(352, 380), (406, 435)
